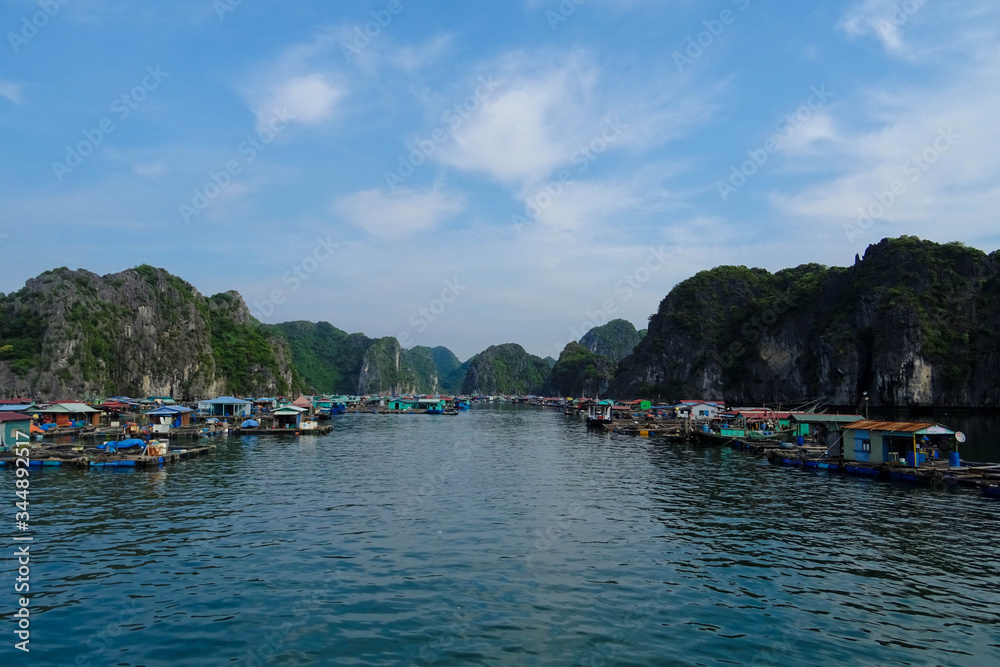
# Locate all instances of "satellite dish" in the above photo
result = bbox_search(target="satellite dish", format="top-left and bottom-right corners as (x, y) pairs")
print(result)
(955, 432), (966, 443)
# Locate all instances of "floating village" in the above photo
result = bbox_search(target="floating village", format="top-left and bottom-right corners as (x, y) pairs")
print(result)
(1, 393), (998, 500)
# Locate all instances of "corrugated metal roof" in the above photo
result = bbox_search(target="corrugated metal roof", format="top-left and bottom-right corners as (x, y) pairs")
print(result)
(0, 412), (30, 422)
(790, 414), (864, 423)
(36, 402), (100, 413)
(843, 420), (955, 434)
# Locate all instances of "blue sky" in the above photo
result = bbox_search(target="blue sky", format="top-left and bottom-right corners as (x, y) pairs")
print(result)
(1, 0), (998, 360)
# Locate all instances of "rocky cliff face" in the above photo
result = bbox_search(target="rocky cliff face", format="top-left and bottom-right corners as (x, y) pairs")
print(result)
(461, 343), (550, 395)
(357, 337), (420, 395)
(611, 237), (1000, 408)
(579, 319), (644, 363)
(0, 266), (294, 399)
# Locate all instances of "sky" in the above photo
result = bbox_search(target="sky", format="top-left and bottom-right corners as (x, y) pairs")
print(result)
(1, 0), (998, 361)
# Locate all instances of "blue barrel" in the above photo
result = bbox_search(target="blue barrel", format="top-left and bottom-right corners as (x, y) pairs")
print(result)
(702, 424), (709, 432)
(905, 452), (916, 468)
(949, 451), (961, 467)
(796, 436), (804, 446)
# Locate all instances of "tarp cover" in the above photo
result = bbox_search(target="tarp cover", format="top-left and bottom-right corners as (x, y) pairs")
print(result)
(241, 419), (259, 428)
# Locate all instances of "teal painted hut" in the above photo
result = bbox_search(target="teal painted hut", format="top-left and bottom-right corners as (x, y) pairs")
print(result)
(273, 406), (307, 428)
(0, 413), (31, 451)
(389, 398), (419, 411)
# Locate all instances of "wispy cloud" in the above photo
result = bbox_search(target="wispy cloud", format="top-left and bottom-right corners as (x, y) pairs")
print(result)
(333, 186), (466, 241)
(0, 80), (24, 105)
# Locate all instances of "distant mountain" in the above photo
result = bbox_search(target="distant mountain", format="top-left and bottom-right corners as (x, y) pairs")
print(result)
(579, 319), (644, 363)
(399, 345), (465, 395)
(461, 344), (550, 395)
(358, 337), (418, 395)
(0, 266), (295, 399)
(548, 342), (615, 397)
(265, 321), (373, 394)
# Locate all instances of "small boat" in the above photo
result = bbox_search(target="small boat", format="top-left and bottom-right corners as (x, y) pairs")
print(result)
(586, 403), (614, 429)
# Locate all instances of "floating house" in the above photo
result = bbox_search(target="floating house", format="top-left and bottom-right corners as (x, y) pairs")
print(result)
(255, 397), (278, 412)
(291, 396), (315, 413)
(788, 414), (864, 452)
(197, 397), (252, 418)
(145, 405), (194, 431)
(0, 413), (31, 450)
(418, 398), (448, 413)
(672, 400), (724, 419)
(35, 402), (102, 427)
(842, 420), (957, 465)
(389, 398), (419, 411)
(273, 405), (308, 428)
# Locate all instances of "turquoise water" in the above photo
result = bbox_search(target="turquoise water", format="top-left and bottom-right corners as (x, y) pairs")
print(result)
(3, 404), (999, 666)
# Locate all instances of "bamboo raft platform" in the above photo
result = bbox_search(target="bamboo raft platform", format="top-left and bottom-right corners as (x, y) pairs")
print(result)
(234, 426), (333, 435)
(764, 448), (1000, 498)
(0, 444), (217, 469)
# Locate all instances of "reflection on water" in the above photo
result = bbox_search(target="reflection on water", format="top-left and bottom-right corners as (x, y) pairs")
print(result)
(3, 404), (999, 666)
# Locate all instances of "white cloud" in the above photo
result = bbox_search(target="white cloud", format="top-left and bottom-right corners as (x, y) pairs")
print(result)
(435, 56), (595, 185)
(333, 187), (466, 241)
(239, 33), (348, 132)
(434, 50), (717, 187)
(259, 74), (343, 128)
(769, 52), (1000, 244)
(0, 80), (24, 105)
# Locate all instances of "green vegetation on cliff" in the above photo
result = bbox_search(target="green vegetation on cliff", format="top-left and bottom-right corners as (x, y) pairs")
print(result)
(461, 343), (550, 395)
(0, 266), (296, 399)
(265, 321), (373, 394)
(579, 319), (644, 363)
(548, 342), (615, 397)
(614, 237), (1000, 407)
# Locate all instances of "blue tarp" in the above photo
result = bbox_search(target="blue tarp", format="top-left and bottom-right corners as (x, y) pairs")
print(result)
(241, 419), (259, 428)
(97, 438), (146, 451)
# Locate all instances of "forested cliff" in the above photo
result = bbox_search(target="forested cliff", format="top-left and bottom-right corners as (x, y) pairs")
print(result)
(611, 237), (1000, 408)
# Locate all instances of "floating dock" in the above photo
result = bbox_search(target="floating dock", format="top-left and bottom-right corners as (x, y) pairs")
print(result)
(764, 448), (1000, 497)
(234, 426), (333, 435)
(0, 444), (217, 469)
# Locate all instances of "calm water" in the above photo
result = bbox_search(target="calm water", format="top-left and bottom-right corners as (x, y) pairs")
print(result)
(3, 405), (1000, 666)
